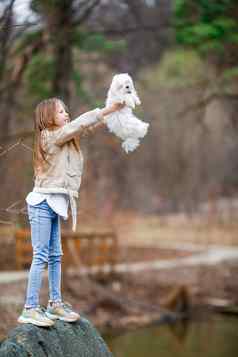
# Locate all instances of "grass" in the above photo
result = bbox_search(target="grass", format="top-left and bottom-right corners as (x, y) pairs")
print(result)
(113, 211), (238, 247)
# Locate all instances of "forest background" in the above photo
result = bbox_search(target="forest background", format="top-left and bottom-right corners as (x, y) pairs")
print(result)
(1, 0), (238, 227)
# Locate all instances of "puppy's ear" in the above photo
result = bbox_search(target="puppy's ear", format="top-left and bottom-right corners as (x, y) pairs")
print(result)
(111, 75), (121, 90)
(125, 73), (132, 81)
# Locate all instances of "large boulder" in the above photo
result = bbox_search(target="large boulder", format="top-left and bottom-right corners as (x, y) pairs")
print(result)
(0, 315), (113, 356)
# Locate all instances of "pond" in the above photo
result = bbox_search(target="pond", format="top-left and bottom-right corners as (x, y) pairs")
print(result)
(105, 314), (238, 357)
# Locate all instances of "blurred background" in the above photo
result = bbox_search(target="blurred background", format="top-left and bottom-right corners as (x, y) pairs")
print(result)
(1, 0), (238, 219)
(1, 1), (238, 356)
(0, 0), (238, 220)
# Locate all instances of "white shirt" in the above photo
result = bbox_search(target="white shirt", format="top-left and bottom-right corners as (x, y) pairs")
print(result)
(26, 192), (69, 220)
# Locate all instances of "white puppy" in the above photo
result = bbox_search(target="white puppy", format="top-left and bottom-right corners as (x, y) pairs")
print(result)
(105, 73), (149, 153)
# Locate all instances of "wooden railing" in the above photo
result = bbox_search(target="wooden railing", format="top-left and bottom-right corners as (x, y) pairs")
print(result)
(15, 229), (119, 275)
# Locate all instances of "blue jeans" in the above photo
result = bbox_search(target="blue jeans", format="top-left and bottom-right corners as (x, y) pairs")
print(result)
(24, 200), (63, 308)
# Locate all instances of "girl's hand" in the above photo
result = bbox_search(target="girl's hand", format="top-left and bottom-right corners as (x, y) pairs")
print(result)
(101, 102), (125, 117)
(111, 102), (125, 112)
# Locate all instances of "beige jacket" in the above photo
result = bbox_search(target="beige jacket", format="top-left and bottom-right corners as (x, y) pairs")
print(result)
(33, 108), (105, 230)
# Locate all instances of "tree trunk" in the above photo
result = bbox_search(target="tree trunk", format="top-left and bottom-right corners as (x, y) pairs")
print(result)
(43, 0), (74, 103)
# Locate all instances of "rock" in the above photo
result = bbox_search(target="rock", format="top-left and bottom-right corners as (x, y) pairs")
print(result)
(0, 315), (113, 356)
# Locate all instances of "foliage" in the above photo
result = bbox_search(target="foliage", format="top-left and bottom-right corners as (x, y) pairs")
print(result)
(24, 0), (126, 102)
(140, 49), (206, 89)
(25, 53), (55, 99)
(71, 30), (126, 104)
(174, 0), (238, 57)
(222, 66), (238, 80)
(14, 30), (43, 54)
(21, 27), (126, 101)
(73, 30), (126, 54)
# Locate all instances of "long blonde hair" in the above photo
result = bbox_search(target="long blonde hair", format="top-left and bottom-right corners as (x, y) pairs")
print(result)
(34, 97), (80, 175)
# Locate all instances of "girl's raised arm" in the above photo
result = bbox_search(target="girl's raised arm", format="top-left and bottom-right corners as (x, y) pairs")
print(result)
(76, 103), (126, 138)
(54, 104), (124, 146)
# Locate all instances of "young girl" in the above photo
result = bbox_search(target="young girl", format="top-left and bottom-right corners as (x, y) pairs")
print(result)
(18, 97), (124, 326)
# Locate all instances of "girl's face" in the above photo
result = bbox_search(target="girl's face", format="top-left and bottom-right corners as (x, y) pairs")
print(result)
(54, 101), (69, 127)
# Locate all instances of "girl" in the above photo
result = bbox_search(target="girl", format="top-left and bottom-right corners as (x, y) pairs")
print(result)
(18, 98), (124, 326)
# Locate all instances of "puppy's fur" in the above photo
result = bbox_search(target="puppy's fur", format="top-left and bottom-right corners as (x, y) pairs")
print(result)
(105, 73), (149, 153)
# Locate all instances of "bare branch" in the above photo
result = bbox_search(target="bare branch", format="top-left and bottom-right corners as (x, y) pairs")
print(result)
(178, 93), (238, 118)
(0, 0), (16, 81)
(0, 21), (39, 29)
(73, 0), (101, 25)
(125, 0), (144, 26)
(0, 0), (16, 23)
(11, 20), (41, 42)
(0, 32), (45, 97)
(88, 22), (171, 37)
(0, 130), (33, 143)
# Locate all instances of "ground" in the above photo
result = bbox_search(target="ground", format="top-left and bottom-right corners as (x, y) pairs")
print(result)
(1, 211), (238, 341)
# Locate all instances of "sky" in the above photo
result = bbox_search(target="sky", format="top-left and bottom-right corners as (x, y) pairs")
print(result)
(6, 0), (157, 24)
(13, 0), (33, 23)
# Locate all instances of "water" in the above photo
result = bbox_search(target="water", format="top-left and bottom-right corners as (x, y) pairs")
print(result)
(105, 315), (238, 357)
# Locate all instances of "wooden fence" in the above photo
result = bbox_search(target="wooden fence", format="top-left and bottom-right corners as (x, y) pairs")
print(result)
(15, 229), (119, 275)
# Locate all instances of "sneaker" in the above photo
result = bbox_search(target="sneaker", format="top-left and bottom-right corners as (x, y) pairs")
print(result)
(45, 301), (80, 322)
(17, 305), (55, 327)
